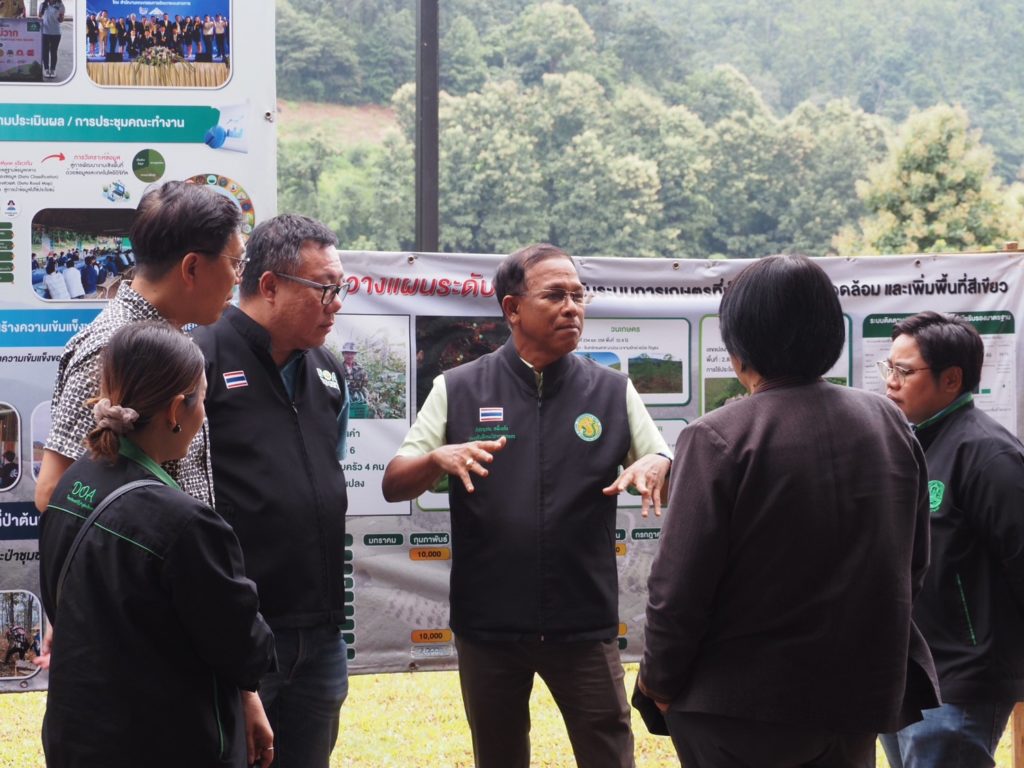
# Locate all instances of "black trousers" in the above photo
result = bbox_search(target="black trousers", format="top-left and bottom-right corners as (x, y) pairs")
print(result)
(42, 34), (60, 70)
(455, 635), (635, 768)
(665, 710), (875, 768)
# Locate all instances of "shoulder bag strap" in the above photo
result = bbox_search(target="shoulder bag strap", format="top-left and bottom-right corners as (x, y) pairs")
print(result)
(55, 478), (164, 609)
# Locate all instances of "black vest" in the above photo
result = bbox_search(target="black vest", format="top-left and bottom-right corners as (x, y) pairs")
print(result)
(193, 305), (349, 628)
(445, 339), (630, 641)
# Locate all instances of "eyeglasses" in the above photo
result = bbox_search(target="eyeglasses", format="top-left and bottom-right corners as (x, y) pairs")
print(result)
(518, 288), (594, 307)
(225, 254), (248, 277)
(273, 272), (349, 305)
(876, 360), (931, 385)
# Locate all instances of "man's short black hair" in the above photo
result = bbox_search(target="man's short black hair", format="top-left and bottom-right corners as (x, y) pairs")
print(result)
(494, 243), (576, 315)
(128, 180), (243, 280)
(891, 311), (983, 395)
(719, 255), (845, 380)
(239, 213), (338, 299)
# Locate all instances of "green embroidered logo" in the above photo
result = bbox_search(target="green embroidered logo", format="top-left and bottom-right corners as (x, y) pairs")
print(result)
(574, 413), (602, 442)
(928, 480), (945, 513)
(65, 480), (97, 510)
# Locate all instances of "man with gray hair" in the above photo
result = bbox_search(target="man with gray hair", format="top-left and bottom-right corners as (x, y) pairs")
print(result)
(191, 213), (351, 768)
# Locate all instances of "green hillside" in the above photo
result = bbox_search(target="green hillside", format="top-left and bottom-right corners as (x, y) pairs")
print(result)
(276, 0), (1024, 257)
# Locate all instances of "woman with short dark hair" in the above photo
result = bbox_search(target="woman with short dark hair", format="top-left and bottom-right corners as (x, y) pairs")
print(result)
(639, 255), (940, 767)
(39, 321), (276, 768)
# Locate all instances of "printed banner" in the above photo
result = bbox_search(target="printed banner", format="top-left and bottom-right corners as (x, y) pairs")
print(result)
(2, 244), (1024, 684)
(2, 240), (1022, 687)
(322, 251), (1024, 673)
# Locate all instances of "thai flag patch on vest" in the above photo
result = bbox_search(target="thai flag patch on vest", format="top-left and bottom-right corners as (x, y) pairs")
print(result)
(223, 370), (248, 389)
(479, 407), (503, 422)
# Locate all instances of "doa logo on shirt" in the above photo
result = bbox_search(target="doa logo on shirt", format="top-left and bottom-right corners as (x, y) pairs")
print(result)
(574, 413), (602, 442)
(318, 368), (341, 391)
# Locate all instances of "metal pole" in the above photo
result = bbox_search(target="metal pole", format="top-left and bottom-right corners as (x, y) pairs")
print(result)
(415, 0), (439, 252)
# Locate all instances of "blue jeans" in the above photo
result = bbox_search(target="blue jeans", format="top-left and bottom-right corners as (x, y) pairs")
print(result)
(259, 625), (349, 768)
(879, 701), (1014, 768)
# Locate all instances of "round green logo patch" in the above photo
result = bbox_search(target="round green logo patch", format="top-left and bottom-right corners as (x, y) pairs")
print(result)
(574, 413), (602, 442)
(928, 480), (945, 513)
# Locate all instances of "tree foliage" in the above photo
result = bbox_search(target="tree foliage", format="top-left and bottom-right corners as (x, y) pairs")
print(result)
(838, 105), (1013, 254)
(276, 0), (1024, 258)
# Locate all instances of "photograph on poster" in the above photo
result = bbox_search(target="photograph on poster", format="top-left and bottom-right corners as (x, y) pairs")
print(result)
(85, 1), (231, 87)
(329, 315), (409, 420)
(414, 316), (509, 411)
(0, 2), (73, 84)
(627, 353), (683, 394)
(31, 208), (135, 301)
(576, 351), (622, 370)
(30, 402), (49, 481)
(0, 403), (21, 491)
(0, 591), (42, 680)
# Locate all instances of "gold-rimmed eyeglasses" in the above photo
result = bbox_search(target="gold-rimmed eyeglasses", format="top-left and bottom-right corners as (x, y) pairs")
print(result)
(876, 360), (931, 385)
(225, 254), (249, 277)
(517, 288), (594, 307)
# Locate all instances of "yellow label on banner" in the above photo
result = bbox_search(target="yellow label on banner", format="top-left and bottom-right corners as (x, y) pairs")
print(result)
(618, 623), (627, 636)
(615, 543), (627, 557)
(409, 547), (451, 561)
(411, 629), (453, 644)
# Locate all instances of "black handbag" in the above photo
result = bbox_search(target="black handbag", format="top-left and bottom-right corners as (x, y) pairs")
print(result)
(630, 677), (670, 736)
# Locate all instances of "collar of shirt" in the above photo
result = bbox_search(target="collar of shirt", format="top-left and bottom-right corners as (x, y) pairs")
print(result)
(118, 438), (181, 490)
(115, 281), (165, 322)
(912, 391), (974, 433)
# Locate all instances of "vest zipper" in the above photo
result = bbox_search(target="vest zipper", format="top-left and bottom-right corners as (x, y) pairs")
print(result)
(536, 376), (545, 641)
(292, 397), (333, 615)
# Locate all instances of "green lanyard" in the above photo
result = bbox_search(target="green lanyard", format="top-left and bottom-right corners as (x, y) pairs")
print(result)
(118, 439), (181, 490)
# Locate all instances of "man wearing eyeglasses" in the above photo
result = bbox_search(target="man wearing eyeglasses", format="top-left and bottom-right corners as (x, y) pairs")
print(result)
(878, 311), (1024, 768)
(37, 180), (245, 515)
(383, 243), (671, 768)
(192, 214), (351, 768)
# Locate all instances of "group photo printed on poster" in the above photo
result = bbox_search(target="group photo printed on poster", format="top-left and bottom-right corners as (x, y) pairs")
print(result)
(84, 0), (231, 87)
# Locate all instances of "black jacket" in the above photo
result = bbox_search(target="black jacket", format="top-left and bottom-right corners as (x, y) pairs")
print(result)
(913, 397), (1024, 702)
(39, 442), (275, 768)
(193, 305), (349, 629)
(444, 339), (630, 641)
(642, 379), (939, 734)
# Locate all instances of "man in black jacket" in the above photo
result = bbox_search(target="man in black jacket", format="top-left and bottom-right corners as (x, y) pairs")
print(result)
(383, 243), (672, 768)
(880, 311), (1024, 768)
(192, 214), (350, 768)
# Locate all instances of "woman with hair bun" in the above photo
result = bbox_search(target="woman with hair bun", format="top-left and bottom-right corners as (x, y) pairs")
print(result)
(39, 320), (277, 768)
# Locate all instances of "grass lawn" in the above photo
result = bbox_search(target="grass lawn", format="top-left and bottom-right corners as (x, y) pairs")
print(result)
(0, 665), (1015, 766)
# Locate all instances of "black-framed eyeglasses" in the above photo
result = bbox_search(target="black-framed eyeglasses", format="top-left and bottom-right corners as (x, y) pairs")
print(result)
(225, 254), (248, 277)
(876, 360), (931, 385)
(273, 271), (349, 305)
(517, 288), (594, 307)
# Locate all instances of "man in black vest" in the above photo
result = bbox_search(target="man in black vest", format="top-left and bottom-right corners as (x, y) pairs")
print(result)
(383, 243), (672, 768)
(192, 214), (350, 768)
